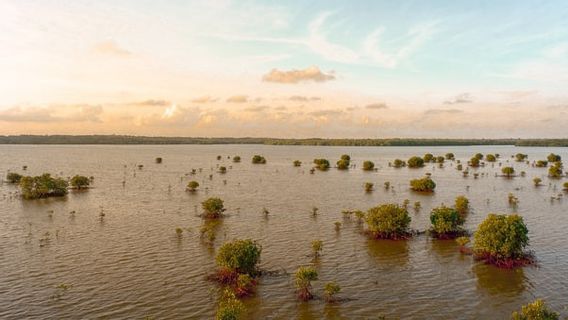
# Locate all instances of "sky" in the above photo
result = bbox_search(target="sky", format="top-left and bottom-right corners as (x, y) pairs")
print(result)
(1, 0), (568, 138)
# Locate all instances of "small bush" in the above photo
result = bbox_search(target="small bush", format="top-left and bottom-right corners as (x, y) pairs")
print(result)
(533, 178), (542, 186)
(511, 299), (559, 320)
(251, 155), (266, 164)
(6, 172), (23, 183)
(469, 157), (480, 167)
(548, 163), (563, 178)
(187, 181), (199, 192)
(362, 161), (375, 171)
(473, 214), (531, 268)
(216, 289), (245, 320)
(233, 156), (241, 163)
(219, 166), (227, 174)
(407, 156), (424, 168)
(294, 266), (318, 301)
(365, 203), (411, 239)
(216, 239), (262, 275)
(311, 240), (323, 257)
(202, 197), (226, 218)
(486, 154), (496, 162)
(313, 159), (330, 170)
(547, 153), (561, 162)
(393, 159), (406, 168)
(445, 153), (455, 160)
(455, 195), (469, 215)
(70, 175), (90, 189)
(323, 281), (341, 302)
(423, 153), (434, 163)
(155, 157), (162, 164)
(515, 153), (528, 162)
(430, 206), (465, 238)
(364, 182), (374, 192)
(293, 160), (302, 167)
(535, 160), (548, 167)
(410, 176), (436, 192)
(502, 167), (515, 177)
(336, 159), (350, 170)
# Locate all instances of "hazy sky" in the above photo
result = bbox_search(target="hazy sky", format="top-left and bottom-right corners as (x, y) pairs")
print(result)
(1, 0), (568, 138)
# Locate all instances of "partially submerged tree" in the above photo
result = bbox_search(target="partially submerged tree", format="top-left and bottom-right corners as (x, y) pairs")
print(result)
(293, 160), (302, 167)
(323, 281), (341, 303)
(515, 153), (528, 162)
(19, 173), (69, 199)
(216, 239), (262, 276)
(410, 176), (436, 192)
(313, 159), (330, 171)
(445, 153), (455, 160)
(336, 159), (350, 170)
(511, 299), (559, 320)
(548, 162), (563, 178)
(473, 214), (531, 268)
(535, 160), (548, 167)
(70, 175), (90, 189)
(407, 156), (425, 168)
(501, 167), (515, 178)
(232, 156), (241, 163)
(533, 177), (542, 187)
(294, 266), (318, 301)
(469, 157), (480, 167)
(547, 153), (561, 163)
(216, 289), (245, 320)
(202, 197), (226, 218)
(251, 155), (266, 164)
(6, 172), (23, 183)
(364, 182), (374, 192)
(311, 240), (323, 258)
(423, 153), (434, 163)
(429, 206), (465, 238)
(454, 195), (469, 216)
(365, 203), (411, 239)
(187, 180), (199, 192)
(393, 159), (406, 168)
(486, 154), (496, 162)
(362, 161), (375, 171)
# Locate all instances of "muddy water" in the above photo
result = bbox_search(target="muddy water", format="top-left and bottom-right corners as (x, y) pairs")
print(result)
(0, 145), (567, 319)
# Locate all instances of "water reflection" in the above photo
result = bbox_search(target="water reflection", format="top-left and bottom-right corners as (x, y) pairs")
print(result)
(366, 239), (409, 268)
(474, 263), (527, 297)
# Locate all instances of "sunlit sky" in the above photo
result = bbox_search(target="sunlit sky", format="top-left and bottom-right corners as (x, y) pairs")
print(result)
(1, 0), (568, 138)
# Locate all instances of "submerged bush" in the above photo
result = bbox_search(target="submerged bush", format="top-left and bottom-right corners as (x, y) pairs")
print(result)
(232, 156), (241, 163)
(547, 153), (561, 163)
(313, 158), (330, 170)
(455, 195), (469, 216)
(486, 154), (496, 162)
(365, 182), (374, 192)
(535, 160), (548, 168)
(70, 175), (90, 189)
(202, 197), (226, 218)
(293, 160), (302, 167)
(216, 289), (245, 320)
(19, 173), (69, 199)
(336, 159), (350, 170)
(515, 153), (528, 162)
(407, 156), (425, 168)
(311, 240), (323, 258)
(473, 214), (530, 268)
(323, 281), (341, 302)
(469, 157), (480, 167)
(533, 178), (542, 187)
(410, 176), (436, 192)
(445, 153), (455, 160)
(187, 180), (199, 192)
(362, 160), (375, 171)
(251, 155), (266, 164)
(430, 206), (465, 238)
(393, 159), (406, 168)
(365, 203), (411, 239)
(511, 299), (559, 320)
(502, 167), (515, 177)
(216, 239), (262, 275)
(548, 162), (563, 178)
(294, 266), (318, 301)
(423, 153), (434, 163)
(6, 172), (23, 183)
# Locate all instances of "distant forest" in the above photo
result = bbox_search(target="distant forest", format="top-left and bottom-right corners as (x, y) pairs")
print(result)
(0, 135), (566, 147)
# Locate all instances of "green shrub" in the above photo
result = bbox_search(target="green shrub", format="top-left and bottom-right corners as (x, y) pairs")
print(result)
(436, 156), (445, 163)
(515, 153), (528, 162)
(216, 239), (262, 275)
(533, 178), (542, 186)
(474, 153), (484, 160)
(563, 182), (568, 190)
(155, 157), (162, 163)
(19, 173), (69, 199)
(340, 154), (350, 161)
(216, 289), (245, 320)
(365, 203), (411, 239)
(311, 240), (323, 257)
(294, 266), (318, 301)
(313, 158), (330, 170)
(430, 206), (464, 238)
(393, 159), (405, 168)
(423, 153), (434, 163)
(535, 160), (548, 167)
(323, 281), (341, 302)
(511, 299), (559, 320)
(219, 166), (227, 173)
(202, 197), (226, 218)
(336, 159), (350, 170)
(362, 161), (375, 171)
(187, 181), (199, 192)
(251, 155), (266, 164)
(548, 163), (563, 178)
(473, 214), (529, 266)
(6, 172), (23, 183)
(486, 154), (496, 162)
(547, 153), (561, 162)
(70, 175), (90, 189)
(445, 153), (455, 160)
(410, 176), (436, 192)
(469, 157), (480, 167)
(407, 156), (424, 168)
(455, 196), (469, 215)
(232, 156), (241, 163)
(365, 182), (374, 192)
(502, 167), (515, 177)
(293, 160), (302, 167)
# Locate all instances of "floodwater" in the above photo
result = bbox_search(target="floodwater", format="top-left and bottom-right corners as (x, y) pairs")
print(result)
(0, 145), (567, 319)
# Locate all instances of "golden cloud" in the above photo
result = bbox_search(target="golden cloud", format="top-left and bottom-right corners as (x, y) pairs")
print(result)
(262, 66), (335, 84)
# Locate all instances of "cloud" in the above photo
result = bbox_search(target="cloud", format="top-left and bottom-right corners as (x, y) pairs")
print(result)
(244, 105), (270, 112)
(135, 99), (170, 106)
(423, 108), (464, 115)
(289, 96), (321, 101)
(365, 103), (388, 110)
(191, 96), (217, 103)
(444, 93), (473, 104)
(274, 106), (287, 111)
(308, 109), (344, 117)
(262, 66), (335, 84)
(226, 95), (249, 103)
(0, 105), (103, 123)
(92, 40), (132, 57)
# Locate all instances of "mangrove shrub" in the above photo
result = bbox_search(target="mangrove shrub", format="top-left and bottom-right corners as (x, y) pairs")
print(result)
(19, 174), (69, 199)
(365, 203), (411, 239)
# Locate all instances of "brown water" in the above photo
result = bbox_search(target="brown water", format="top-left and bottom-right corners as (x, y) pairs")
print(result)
(0, 145), (567, 319)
